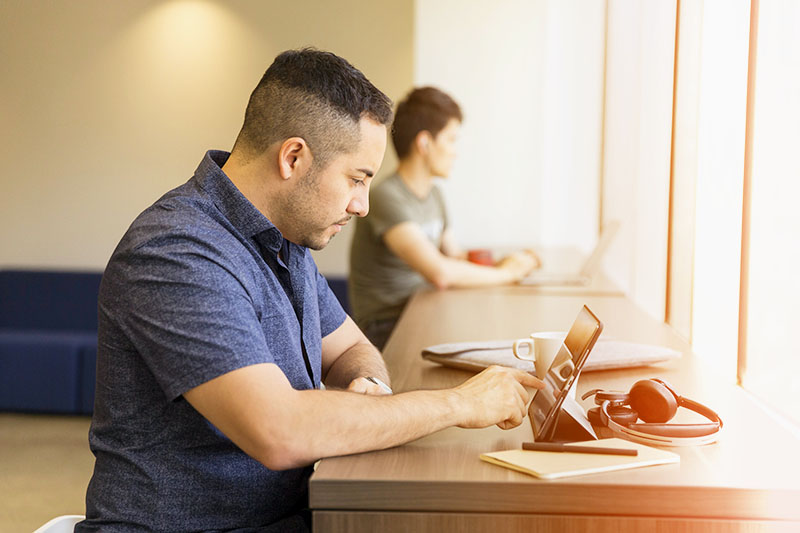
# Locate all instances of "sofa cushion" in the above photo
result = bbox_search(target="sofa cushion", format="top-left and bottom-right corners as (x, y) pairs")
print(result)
(0, 270), (102, 331)
(0, 330), (97, 413)
(326, 277), (350, 315)
(79, 343), (97, 414)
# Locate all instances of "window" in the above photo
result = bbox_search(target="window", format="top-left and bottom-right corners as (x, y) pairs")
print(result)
(672, 0), (800, 428)
(739, 0), (800, 426)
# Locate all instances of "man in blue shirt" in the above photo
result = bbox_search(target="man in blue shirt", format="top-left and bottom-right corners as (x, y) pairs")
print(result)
(78, 49), (542, 532)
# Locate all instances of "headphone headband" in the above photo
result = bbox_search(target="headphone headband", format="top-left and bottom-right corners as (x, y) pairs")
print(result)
(679, 396), (723, 428)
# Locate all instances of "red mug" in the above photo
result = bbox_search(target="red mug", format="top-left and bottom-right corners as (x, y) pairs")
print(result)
(467, 249), (494, 266)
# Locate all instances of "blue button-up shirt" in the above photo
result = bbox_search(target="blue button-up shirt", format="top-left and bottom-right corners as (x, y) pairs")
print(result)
(80, 151), (346, 532)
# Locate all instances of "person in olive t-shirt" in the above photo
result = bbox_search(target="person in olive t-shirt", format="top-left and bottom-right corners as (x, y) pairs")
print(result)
(349, 87), (539, 349)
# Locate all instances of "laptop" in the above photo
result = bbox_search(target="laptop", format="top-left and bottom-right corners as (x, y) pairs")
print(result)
(519, 220), (620, 286)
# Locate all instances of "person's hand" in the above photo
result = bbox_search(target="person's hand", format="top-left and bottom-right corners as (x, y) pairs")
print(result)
(346, 376), (393, 396)
(496, 251), (538, 281)
(520, 248), (541, 269)
(452, 365), (544, 430)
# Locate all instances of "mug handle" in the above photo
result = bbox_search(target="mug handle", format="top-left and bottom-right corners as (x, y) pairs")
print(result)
(512, 339), (535, 362)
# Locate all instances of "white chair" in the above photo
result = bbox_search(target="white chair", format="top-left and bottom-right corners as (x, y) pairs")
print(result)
(33, 515), (85, 533)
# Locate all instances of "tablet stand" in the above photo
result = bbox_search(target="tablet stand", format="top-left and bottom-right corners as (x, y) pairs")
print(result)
(531, 394), (598, 443)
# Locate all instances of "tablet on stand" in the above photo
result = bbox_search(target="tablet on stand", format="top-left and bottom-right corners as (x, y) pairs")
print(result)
(529, 305), (603, 443)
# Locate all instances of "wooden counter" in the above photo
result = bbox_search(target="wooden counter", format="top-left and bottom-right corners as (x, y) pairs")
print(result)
(310, 288), (800, 532)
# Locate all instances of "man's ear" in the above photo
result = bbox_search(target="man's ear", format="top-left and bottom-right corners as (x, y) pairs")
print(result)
(414, 130), (433, 155)
(277, 137), (313, 180)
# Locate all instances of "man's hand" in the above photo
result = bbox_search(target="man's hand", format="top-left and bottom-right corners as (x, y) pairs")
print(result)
(496, 251), (539, 281)
(452, 365), (544, 430)
(346, 376), (393, 396)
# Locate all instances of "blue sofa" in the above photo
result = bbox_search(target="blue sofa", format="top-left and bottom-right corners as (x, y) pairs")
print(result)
(0, 270), (350, 415)
(0, 270), (101, 414)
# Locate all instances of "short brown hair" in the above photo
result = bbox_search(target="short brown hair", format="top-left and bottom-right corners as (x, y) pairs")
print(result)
(234, 48), (393, 168)
(391, 87), (463, 159)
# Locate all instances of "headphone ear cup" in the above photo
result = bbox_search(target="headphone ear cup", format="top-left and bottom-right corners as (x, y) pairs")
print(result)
(629, 379), (679, 423)
(588, 406), (638, 426)
(587, 406), (603, 426)
(594, 391), (630, 404)
(607, 405), (639, 425)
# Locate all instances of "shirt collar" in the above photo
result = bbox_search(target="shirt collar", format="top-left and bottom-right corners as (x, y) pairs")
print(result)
(193, 150), (284, 253)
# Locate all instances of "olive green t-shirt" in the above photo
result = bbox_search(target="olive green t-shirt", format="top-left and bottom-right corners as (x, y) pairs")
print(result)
(348, 173), (448, 326)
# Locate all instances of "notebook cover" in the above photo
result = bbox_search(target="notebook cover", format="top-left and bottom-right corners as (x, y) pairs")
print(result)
(480, 438), (679, 480)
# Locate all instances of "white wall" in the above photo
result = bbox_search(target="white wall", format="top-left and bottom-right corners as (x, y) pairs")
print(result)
(0, 0), (413, 275)
(414, 0), (606, 252)
(602, 0), (677, 320)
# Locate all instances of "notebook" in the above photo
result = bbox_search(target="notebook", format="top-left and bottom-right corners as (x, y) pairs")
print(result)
(520, 220), (621, 286)
(480, 438), (679, 480)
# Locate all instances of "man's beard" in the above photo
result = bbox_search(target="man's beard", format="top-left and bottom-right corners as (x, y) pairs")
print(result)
(300, 215), (351, 250)
(278, 168), (348, 250)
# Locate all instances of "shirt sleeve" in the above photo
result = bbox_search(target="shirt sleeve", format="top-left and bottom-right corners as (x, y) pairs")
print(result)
(105, 235), (271, 401)
(367, 182), (415, 238)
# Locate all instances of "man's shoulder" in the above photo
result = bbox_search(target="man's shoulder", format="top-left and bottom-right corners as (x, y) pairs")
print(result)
(116, 181), (241, 262)
(430, 183), (447, 207)
(370, 174), (415, 215)
(101, 185), (260, 311)
(372, 173), (406, 199)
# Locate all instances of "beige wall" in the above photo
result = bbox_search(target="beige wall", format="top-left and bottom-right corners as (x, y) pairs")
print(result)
(0, 0), (413, 275)
(414, 0), (606, 254)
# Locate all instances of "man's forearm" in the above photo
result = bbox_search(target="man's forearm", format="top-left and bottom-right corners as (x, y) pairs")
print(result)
(277, 387), (457, 468)
(323, 341), (390, 389)
(436, 256), (517, 288)
(276, 364), (537, 469)
(185, 363), (540, 473)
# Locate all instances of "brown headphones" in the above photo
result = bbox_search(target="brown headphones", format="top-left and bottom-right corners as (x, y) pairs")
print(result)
(582, 378), (723, 446)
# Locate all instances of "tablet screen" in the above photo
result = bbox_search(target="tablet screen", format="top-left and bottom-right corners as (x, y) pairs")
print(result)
(530, 305), (603, 442)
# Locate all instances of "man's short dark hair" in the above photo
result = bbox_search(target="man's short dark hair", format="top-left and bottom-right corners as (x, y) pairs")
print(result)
(233, 48), (393, 168)
(391, 87), (463, 159)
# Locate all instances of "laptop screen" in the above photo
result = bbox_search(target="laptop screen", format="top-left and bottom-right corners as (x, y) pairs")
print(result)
(578, 220), (621, 277)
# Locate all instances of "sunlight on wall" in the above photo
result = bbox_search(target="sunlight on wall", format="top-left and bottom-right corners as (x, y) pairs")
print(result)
(97, 0), (270, 160)
(0, 1), (413, 273)
(0, 0), (254, 269)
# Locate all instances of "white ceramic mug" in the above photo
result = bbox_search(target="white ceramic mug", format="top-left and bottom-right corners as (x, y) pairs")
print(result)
(512, 331), (566, 379)
(513, 331), (578, 398)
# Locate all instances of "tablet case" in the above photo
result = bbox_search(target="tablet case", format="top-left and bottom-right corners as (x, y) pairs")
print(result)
(421, 339), (680, 373)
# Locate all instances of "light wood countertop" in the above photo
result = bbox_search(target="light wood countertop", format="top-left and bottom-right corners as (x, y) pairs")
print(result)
(311, 288), (800, 526)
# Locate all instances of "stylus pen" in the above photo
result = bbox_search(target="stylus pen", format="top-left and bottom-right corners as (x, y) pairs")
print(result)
(522, 442), (638, 456)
